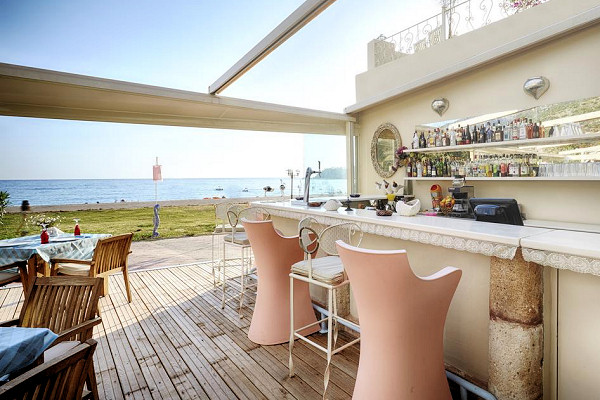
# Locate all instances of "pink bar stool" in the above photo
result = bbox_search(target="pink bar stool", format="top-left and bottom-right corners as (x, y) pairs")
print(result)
(336, 240), (462, 400)
(242, 219), (319, 345)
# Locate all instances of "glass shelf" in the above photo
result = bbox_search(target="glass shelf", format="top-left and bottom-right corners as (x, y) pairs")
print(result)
(404, 176), (600, 181)
(405, 132), (600, 154)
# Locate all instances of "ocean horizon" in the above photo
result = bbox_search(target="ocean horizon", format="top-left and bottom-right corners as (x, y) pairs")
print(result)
(0, 177), (347, 206)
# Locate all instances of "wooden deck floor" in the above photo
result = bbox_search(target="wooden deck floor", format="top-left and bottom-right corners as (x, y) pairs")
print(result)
(0, 262), (359, 399)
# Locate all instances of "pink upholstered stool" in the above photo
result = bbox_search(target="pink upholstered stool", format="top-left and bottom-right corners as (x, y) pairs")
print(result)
(336, 240), (462, 400)
(242, 219), (319, 345)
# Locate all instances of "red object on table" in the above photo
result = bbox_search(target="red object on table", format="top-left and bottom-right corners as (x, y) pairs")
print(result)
(40, 230), (49, 244)
(74, 224), (81, 236)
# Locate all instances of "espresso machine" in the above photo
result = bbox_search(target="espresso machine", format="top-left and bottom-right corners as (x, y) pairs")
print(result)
(447, 178), (474, 218)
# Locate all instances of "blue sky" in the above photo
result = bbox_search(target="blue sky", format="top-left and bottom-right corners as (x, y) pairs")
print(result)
(0, 0), (439, 179)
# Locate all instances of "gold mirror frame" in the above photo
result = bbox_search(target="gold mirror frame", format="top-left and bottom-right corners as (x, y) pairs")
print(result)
(371, 123), (401, 178)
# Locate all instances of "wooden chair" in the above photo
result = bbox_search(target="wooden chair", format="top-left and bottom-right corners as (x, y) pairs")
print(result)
(0, 277), (103, 400)
(336, 241), (462, 400)
(0, 265), (22, 287)
(0, 339), (98, 400)
(50, 233), (133, 302)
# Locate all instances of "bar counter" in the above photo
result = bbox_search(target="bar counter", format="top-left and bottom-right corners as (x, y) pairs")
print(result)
(254, 199), (600, 400)
(255, 200), (600, 273)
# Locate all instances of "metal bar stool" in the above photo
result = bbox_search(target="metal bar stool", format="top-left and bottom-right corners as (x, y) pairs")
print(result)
(211, 202), (246, 287)
(221, 206), (270, 316)
(289, 218), (363, 398)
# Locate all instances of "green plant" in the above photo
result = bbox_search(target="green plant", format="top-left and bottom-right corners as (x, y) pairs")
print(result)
(0, 191), (9, 224)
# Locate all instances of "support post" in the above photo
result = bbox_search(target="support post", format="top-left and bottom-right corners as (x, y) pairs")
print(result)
(488, 249), (543, 399)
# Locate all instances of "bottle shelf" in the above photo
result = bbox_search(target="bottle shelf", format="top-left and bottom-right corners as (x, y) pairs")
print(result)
(406, 132), (600, 154)
(404, 176), (600, 181)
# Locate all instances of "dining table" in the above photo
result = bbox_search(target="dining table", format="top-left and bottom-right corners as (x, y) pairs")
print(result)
(0, 327), (58, 381)
(0, 233), (110, 292)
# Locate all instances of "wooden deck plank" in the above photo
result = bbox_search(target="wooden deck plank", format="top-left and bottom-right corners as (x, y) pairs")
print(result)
(107, 277), (183, 400)
(0, 262), (358, 400)
(166, 265), (352, 399)
(100, 286), (154, 400)
(127, 272), (231, 400)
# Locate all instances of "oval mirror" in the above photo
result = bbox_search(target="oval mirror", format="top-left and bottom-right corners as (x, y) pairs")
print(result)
(371, 123), (401, 178)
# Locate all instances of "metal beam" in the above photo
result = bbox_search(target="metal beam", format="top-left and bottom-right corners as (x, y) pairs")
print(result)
(208, 0), (337, 95)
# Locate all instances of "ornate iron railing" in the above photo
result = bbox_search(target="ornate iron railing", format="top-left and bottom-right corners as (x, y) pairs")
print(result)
(372, 0), (548, 67)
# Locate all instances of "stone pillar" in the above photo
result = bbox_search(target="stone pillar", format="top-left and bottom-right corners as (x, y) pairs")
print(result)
(489, 249), (543, 400)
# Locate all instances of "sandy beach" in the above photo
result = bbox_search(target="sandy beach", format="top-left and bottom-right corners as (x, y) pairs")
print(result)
(6, 196), (287, 213)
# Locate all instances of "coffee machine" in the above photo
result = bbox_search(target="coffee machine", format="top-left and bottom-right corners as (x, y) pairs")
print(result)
(447, 178), (474, 218)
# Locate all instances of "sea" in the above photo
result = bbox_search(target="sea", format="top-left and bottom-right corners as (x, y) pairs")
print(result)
(0, 178), (347, 206)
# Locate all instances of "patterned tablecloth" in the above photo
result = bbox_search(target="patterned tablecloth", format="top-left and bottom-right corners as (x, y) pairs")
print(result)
(0, 327), (58, 380)
(0, 234), (110, 267)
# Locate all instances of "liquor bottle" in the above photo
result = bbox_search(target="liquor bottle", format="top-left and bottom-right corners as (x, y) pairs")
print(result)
(412, 131), (419, 149)
(435, 129), (442, 147)
(538, 122), (545, 138)
(406, 157), (412, 177)
(519, 119), (527, 140)
(531, 154), (540, 177)
(427, 131), (434, 148)
(444, 129), (451, 146)
(512, 121), (520, 141)
(503, 124), (511, 141)
(486, 122), (493, 143)
(416, 160), (423, 177)
(412, 158), (418, 177)
(457, 125), (464, 145)
(526, 119), (533, 139)
(431, 158), (437, 177)
(492, 157), (500, 177)
(533, 122), (540, 139)
(419, 131), (426, 148)
(427, 158), (432, 177)
(450, 128), (457, 146)
(495, 123), (503, 142)
(465, 125), (472, 145)
(500, 157), (508, 177)
(509, 157), (520, 177)
(521, 155), (530, 177)
(479, 125), (486, 143)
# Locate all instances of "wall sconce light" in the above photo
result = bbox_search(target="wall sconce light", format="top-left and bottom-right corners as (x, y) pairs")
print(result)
(431, 98), (449, 116)
(523, 76), (550, 100)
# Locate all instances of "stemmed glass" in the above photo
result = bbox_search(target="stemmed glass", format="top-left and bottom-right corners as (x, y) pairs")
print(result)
(74, 218), (81, 236)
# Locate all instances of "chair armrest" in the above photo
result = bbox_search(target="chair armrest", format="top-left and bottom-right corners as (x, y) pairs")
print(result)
(422, 266), (461, 281)
(0, 318), (19, 327)
(51, 317), (102, 345)
(50, 258), (92, 265)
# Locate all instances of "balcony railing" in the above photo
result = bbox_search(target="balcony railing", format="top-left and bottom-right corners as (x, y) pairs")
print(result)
(372, 0), (548, 68)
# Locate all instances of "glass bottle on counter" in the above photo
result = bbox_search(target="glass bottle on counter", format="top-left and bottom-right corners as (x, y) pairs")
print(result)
(419, 131), (426, 148)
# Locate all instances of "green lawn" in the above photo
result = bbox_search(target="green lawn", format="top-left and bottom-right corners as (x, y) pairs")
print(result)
(0, 205), (216, 241)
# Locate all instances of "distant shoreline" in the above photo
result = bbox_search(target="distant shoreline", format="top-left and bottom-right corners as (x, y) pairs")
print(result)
(6, 196), (287, 213)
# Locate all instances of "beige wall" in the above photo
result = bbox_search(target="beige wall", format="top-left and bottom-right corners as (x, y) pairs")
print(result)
(354, 23), (600, 224)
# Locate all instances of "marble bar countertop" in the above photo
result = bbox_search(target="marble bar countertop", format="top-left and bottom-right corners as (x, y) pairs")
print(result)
(254, 200), (552, 260)
(255, 200), (600, 276)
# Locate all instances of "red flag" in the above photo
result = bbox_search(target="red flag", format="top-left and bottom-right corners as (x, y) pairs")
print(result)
(153, 165), (162, 181)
